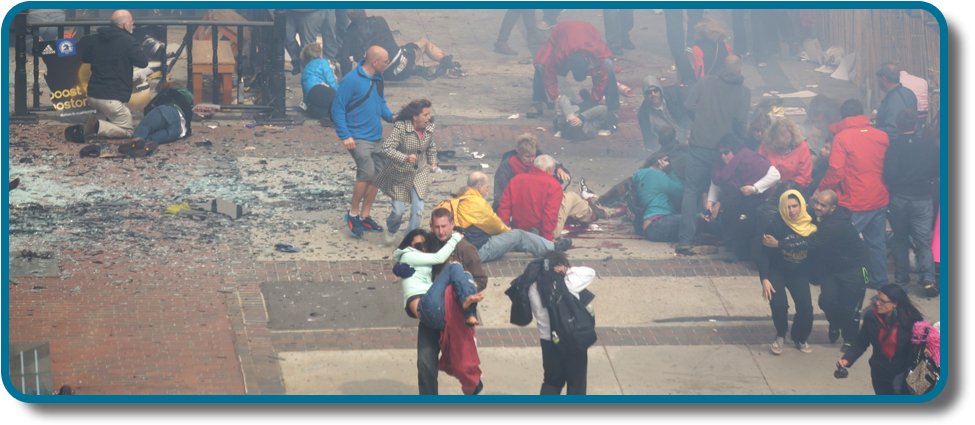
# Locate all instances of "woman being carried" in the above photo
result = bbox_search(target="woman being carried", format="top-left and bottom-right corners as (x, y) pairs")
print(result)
(394, 229), (483, 327)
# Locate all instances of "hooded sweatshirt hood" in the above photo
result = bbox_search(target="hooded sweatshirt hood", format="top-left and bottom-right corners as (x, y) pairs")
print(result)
(716, 67), (745, 85)
(642, 75), (661, 94)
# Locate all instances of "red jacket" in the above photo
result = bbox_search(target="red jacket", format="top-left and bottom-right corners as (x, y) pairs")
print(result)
(818, 116), (890, 211)
(534, 21), (613, 103)
(438, 285), (481, 392)
(759, 140), (813, 188)
(497, 167), (564, 241)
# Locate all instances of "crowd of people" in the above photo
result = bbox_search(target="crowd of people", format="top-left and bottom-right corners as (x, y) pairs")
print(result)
(57, 9), (940, 396)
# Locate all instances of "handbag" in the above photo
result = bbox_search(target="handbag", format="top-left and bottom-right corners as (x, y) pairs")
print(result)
(906, 328), (940, 395)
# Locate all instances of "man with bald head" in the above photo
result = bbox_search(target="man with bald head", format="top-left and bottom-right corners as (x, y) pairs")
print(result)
(77, 9), (148, 141)
(676, 53), (750, 256)
(448, 171), (565, 263)
(332, 45), (396, 238)
(764, 189), (870, 352)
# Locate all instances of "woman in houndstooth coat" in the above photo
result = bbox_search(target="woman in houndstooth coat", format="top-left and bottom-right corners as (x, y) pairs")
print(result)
(372, 99), (438, 242)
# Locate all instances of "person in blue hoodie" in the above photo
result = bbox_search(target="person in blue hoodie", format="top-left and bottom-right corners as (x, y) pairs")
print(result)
(331, 46), (396, 238)
(299, 42), (339, 120)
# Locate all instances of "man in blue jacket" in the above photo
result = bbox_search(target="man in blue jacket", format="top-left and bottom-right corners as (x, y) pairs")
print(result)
(874, 63), (918, 141)
(331, 46), (396, 237)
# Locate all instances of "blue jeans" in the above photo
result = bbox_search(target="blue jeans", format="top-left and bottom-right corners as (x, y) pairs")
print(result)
(888, 196), (936, 283)
(532, 58), (619, 112)
(678, 145), (718, 246)
(642, 215), (680, 242)
(417, 263), (478, 330)
(477, 229), (554, 263)
(132, 105), (182, 144)
(387, 187), (424, 235)
(317, 9), (340, 60)
(851, 206), (890, 287)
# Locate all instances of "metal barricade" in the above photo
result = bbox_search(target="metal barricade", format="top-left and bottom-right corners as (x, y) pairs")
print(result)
(12, 10), (297, 124)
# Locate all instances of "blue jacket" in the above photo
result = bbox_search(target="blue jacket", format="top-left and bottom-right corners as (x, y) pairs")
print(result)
(632, 168), (684, 220)
(874, 85), (918, 141)
(301, 58), (338, 98)
(331, 59), (394, 141)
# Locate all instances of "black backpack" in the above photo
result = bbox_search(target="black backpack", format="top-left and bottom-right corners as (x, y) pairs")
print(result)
(545, 272), (597, 353)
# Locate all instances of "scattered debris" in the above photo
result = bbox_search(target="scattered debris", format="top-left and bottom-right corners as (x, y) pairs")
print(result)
(206, 198), (251, 220)
(274, 243), (302, 253)
(9, 178), (20, 191)
(507, 114), (520, 119)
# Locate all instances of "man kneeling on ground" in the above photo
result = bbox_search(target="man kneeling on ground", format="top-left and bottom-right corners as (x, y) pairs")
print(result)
(448, 171), (570, 263)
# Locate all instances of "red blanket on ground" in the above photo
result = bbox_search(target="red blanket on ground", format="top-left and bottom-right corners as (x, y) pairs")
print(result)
(438, 285), (481, 393)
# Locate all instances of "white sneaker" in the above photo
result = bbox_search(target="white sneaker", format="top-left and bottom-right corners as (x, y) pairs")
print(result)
(771, 337), (784, 355)
(384, 229), (397, 244)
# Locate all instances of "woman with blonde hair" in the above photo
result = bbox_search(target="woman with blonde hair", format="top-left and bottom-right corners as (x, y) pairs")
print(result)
(372, 99), (438, 243)
(759, 117), (813, 190)
(691, 18), (732, 81)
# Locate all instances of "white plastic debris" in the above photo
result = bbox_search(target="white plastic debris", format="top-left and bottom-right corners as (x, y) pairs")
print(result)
(554, 131), (562, 138)
(535, 127), (546, 131)
(507, 114), (520, 119)
(480, 163), (490, 169)
(597, 130), (611, 136)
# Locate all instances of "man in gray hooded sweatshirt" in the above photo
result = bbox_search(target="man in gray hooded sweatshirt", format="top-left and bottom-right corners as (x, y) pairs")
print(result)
(637, 75), (692, 151)
(675, 54), (750, 256)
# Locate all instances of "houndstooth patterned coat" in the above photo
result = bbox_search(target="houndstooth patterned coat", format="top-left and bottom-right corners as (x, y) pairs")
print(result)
(373, 120), (438, 202)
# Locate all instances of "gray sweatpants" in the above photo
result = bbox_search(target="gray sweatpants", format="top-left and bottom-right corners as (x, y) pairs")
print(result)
(558, 95), (607, 138)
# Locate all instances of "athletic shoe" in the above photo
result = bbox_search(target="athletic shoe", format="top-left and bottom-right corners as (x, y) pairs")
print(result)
(610, 47), (624, 57)
(554, 237), (572, 252)
(118, 138), (144, 154)
(384, 228), (397, 244)
(770, 336), (784, 355)
(922, 279), (940, 297)
(526, 101), (544, 118)
(796, 341), (813, 353)
(828, 327), (841, 344)
(622, 39), (636, 50)
(81, 113), (99, 136)
(579, 178), (592, 197)
(536, 21), (554, 31)
(129, 140), (157, 158)
(359, 215), (384, 232)
(345, 211), (364, 238)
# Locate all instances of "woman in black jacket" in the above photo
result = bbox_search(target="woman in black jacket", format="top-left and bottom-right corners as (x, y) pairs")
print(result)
(759, 190), (816, 355)
(837, 284), (924, 395)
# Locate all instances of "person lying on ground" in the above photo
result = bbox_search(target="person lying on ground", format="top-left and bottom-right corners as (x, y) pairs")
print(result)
(447, 172), (570, 263)
(493, 133), (570, 212)
(394, 229), (483, 327)
(299, 42), (339, 120)
(552, 91), (615, 141)
(114, 81), (194, 157)
(338, 9), (459, 81)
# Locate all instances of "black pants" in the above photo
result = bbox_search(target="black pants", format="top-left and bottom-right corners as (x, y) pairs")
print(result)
(539, 338), (588, 395)
(731, 10), (748, 54)
(417, 321), (441, 395)
(663, 9), (703, 84)
(498, 9), (540, 44)
(767, 266), (813, 343)
(305, 84), (337, 119)
(817, 266), (868, 343)
(869, 359), (909, 395)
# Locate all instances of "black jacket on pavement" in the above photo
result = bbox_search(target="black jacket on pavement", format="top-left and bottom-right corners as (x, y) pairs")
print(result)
(883, 133), (940, 199)
(82, 25), (148, 102)
(779, 205), (869, 273)
(338, 16), (399, 76)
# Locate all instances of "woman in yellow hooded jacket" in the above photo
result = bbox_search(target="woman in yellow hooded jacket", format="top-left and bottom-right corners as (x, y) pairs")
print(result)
(758, 190), (817, 355)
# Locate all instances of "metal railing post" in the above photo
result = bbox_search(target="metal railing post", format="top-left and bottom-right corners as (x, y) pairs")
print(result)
(12, 11), (37, 123)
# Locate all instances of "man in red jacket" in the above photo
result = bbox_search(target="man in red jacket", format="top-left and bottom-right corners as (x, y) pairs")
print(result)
(527, 21), (619, 120)
(817, 99), (890, 289)
(498, 155), (578, 246)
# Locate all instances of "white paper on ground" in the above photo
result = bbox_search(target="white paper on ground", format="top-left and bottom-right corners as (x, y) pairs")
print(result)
(777, 90), (818, 98)
(831, 52), (857, 81)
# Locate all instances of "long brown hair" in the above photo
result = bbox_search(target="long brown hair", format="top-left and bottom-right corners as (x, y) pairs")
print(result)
(396, 99), (432, 123)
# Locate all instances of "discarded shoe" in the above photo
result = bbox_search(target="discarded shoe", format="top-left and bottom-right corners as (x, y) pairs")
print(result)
(79, 144), (101, 158)
(64, 125), (86, 143)
(274, 243), (302, 253)
(119, 138), (144, 154)
(494, 41), (518, 55)
(554, 237), (572, 252)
